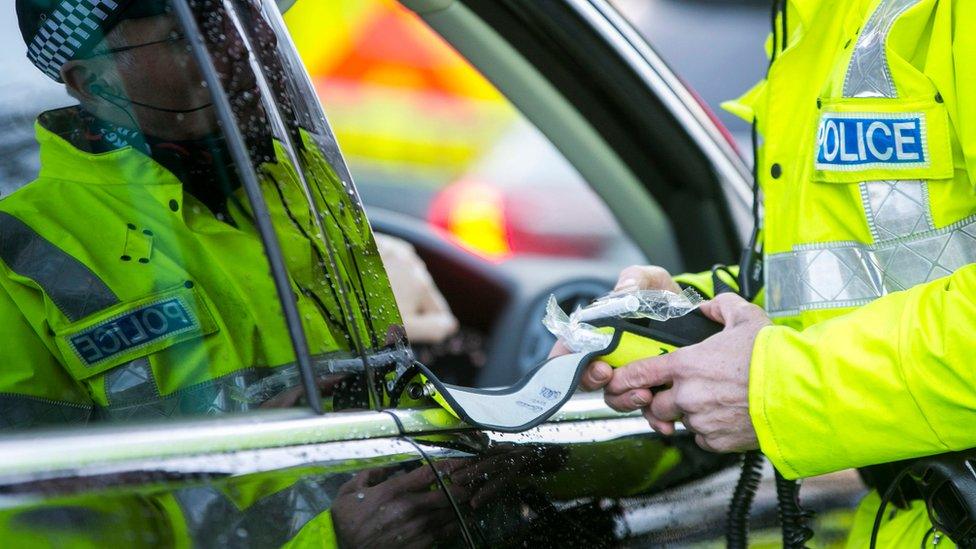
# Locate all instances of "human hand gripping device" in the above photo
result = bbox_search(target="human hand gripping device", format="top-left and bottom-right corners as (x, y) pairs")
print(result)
(387, 288), (722, 432)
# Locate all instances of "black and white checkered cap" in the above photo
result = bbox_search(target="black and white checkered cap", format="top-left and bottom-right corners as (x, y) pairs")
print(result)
(23, 0), (130, 82)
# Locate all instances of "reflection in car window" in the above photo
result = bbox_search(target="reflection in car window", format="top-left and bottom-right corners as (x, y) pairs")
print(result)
(415, 422), (737, 547)
(0, 0), (404, 431)
(0, 437), (463, 547)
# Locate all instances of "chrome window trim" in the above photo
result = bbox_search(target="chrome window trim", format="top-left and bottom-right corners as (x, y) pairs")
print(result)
(0, 437), (431, 490)
(390, 391), (649, 435)
(574, 0), (755, 241)
(0, 394), (655, 481)
(0, 409), (398, 478)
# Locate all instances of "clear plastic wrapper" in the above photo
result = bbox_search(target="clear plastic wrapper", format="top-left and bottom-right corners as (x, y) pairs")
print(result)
(543, 287), (703, 353)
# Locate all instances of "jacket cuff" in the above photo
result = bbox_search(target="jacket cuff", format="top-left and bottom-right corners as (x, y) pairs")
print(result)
(748, 324), (801, 479)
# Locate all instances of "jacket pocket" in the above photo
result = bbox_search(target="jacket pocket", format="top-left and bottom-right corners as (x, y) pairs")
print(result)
(812, 95), (953, 184)
(55, 284), (218, 381)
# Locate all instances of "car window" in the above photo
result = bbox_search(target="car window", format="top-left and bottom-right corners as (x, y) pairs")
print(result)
(284, 0), (644, 264)
(0, 0), (404, 433)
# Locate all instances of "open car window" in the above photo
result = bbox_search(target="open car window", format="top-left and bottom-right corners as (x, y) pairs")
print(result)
(0, 0), (405, 433)
(284, 0), (643, 265)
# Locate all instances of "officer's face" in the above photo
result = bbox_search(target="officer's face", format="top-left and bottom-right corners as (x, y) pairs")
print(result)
(69, 11), (261, 141)
(109, 15), (218, 139)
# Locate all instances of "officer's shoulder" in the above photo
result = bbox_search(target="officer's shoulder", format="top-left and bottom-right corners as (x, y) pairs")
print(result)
(0, 176), (67, 217)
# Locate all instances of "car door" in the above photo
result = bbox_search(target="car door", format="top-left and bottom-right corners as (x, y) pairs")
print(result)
(388, 394), (738, 547)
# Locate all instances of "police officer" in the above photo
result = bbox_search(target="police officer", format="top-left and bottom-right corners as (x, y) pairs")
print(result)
(572, 1), (976, 546)
(0, 0), (427, 427)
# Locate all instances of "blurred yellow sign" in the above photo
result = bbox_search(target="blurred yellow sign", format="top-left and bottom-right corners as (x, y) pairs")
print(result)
(285, 0), (514, 184)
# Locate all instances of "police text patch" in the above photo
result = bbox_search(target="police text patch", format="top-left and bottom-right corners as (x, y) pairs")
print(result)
(69, 297), (199, 366)
(815, 112), (928, 171)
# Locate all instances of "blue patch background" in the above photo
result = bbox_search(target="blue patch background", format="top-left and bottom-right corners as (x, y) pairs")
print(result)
(817, 115), (925, 168)
(70, 298), (196, 366)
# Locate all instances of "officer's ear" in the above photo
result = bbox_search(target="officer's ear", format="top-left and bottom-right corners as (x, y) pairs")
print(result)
(61, 60), (101, 103)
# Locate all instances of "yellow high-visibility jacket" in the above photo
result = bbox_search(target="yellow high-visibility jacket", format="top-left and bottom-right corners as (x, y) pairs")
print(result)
(0, 106), (408, 547)
(679, 0), (976, 545)
(0, 107), (400, 424)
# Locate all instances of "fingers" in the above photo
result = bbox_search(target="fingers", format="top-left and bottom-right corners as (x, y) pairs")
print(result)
(384, 464), (437, 492)
(401, 517), (462, 549)
(604, 386), (654, 412)
(469, 468), (521, 509)
(695, 433), (717, 453)
(579, 361), (613, 391)
(641, 406), (676, 435)
(382, 505), (458, 548)
(615, 265), (682, 293)
(698, 293), (764, 328)
(548, 339), (570, 359)
(338, 467), (387, 496)
(449, 455), (511, 486)
(649, 388), (681, 423)
(605, 354), (675, 396)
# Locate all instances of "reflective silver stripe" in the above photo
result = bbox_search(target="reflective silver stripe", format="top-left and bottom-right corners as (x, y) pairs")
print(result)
(98, 348), (412, 420)
(104, 358), (159, 406)
(98, 366), (267, 421)
(174, 475), (344, 546)
(0, 393), (92, 430)
(0, 212), (119, 321)
(766, 215), (976, 316)
(860, 180), (934, 240)
(843, 0), (922, 99)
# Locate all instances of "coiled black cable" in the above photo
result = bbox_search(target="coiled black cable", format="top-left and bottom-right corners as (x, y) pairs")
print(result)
(726, 450), (765, 549)
(776, 470), (815, 548)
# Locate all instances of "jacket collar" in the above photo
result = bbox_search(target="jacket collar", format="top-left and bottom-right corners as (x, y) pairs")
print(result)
(35, 107), (180, 187)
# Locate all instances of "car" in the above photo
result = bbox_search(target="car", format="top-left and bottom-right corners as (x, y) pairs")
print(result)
(0, 0), (863, 547)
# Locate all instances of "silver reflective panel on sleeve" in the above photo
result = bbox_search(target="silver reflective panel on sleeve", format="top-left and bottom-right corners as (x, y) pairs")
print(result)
(765, 216), (976, 316)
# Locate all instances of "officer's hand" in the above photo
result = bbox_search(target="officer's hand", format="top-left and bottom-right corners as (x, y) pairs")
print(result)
(604, 293), (770, 453)
(549, 265), (682, 391)
(449, 445), (568, 509)
(613, 264), (682, 295)
(332, 463), (468, 548)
